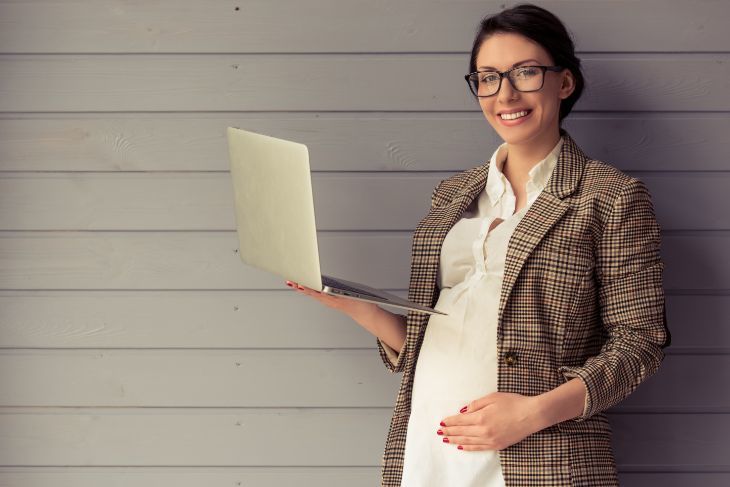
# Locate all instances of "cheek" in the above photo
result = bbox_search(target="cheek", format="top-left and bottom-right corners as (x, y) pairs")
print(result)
(480, 101), (495, 117)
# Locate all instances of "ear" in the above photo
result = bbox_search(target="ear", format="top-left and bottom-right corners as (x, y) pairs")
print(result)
(559, 69), (576, 100)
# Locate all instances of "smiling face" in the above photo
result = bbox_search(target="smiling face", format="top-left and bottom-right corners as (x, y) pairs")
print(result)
(474, 32), (575, 146)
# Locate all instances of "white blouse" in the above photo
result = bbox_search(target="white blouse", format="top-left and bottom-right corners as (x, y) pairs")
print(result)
(400, 135), (564, 486)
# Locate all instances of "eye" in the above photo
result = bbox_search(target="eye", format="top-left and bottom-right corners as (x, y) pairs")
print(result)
(480, 73), (499, 83)
(514, 67), (538, 78)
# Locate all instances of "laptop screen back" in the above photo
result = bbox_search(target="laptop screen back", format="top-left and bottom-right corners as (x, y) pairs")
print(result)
(227, 127), (323, 290)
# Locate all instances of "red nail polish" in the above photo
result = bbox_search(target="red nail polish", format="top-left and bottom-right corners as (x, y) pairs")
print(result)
(440, 421), (446, 427)
(460, 406), (468, 413)
(436, 429), (443, 435)
(443, 437), (449, 443)
(458, 445), (463, 450)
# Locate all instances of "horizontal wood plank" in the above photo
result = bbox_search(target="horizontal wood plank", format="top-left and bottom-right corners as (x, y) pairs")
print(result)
(0, 351), (721, 410)
(0, 0), (725, 53)
(0, 293), (721, 352)
(0, 291), (380, 349)
(0, 467), (381, 487)
(1, 55), (728, 112)
(0, 232), (725, 290)
(2, 115), (727, 172)
(0, 172), (724, 231)
(0, 408), (389, 466)
(0, 410), (725, 467)
(0, 350), (407, 408)
(0, 468), (726, 487)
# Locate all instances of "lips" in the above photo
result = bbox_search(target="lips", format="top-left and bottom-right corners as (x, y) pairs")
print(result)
(497, 108), (534, 126)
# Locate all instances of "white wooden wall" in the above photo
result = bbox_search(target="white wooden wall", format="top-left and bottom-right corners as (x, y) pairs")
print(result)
(0, 1), (728, 485)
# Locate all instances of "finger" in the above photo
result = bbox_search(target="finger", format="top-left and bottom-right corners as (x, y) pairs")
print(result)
(455, 443), (496, 452)
(438, 425), (480, 438)
(286, 281), (319, 294)
(441, 434), (496, 449)
(440, 410), (480, 427)
(291, 284), (342, 306)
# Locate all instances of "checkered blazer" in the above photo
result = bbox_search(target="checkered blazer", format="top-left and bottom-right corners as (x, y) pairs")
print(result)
(376, 128), (671, 486)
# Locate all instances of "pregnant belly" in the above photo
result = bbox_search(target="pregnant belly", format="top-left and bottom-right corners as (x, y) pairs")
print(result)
(412, 305), (500, 408)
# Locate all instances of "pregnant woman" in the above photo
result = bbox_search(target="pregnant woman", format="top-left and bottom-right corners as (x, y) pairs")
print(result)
(288, 3), (670, 486)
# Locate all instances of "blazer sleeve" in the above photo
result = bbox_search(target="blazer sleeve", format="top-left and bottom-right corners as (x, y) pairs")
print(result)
(557, 177), (671, 421)
(376, 178), (448, 373)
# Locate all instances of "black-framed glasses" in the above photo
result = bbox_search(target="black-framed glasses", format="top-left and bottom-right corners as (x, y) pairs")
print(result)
(464, 65), (563, 98)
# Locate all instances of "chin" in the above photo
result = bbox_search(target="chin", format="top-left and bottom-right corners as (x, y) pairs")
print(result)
(491, 118), (545, 144)
(495, 126), (538, 144)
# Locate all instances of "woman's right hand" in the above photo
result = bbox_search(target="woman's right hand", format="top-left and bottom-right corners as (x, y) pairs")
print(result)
(285, 280), (379, 320)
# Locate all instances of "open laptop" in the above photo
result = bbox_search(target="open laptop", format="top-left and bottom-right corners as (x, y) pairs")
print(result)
(226, 126), (447, 316)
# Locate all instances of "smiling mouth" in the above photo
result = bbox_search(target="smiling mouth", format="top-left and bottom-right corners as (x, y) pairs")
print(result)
(498, 109), (533, 120)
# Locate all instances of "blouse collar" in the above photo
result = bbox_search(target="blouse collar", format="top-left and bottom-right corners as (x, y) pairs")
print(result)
(485, 135), (564, 206)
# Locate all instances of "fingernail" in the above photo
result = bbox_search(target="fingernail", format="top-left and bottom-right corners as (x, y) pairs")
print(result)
(436, 429), (443, 435)
(286, 282), (293, 287)
(297, 285), (304, 290)
(440, 421), (446, 427)
(457, 445), (463, 450)
(460, 406), (468, 413)
(442, 437), (449, 443)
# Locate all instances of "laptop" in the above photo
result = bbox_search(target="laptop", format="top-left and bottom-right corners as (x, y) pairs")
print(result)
(226, 126), (447, 316)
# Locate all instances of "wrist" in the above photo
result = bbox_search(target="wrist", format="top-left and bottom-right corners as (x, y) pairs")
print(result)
(529, 377), (588, 432)
(527, 393), (550, 433)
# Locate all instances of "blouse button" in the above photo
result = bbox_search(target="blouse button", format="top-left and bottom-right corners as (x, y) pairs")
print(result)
(504, 352), (518, 367)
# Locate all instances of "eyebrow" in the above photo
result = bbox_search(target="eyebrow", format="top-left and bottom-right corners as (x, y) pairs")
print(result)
(477, 58), (540, 70)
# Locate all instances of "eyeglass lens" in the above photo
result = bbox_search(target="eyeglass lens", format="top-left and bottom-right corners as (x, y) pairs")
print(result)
(468, 67), (544, 97)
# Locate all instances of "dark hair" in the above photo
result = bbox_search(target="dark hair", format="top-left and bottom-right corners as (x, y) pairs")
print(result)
(468, 3), (585, 127)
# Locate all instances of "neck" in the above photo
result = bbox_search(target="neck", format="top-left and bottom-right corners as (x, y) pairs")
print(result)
(503, 129), (561, 180)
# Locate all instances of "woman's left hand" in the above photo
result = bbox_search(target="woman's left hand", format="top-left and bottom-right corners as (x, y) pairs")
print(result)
(437, 392), (543, 451)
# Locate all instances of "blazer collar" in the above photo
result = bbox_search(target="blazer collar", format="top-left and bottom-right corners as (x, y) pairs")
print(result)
(458, 127), (588, 205)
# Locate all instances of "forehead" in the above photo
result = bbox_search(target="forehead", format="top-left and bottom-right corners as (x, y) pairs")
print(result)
(476, 33), (548, 70)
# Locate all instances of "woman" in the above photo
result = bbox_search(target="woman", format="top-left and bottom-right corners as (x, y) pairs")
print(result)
(287, 3), (670, 486)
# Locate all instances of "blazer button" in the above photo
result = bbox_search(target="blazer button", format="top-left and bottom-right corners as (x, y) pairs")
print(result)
(504, 352), (518, 367)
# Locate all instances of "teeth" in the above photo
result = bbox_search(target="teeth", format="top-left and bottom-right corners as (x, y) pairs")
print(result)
(500, 110), (530, 120)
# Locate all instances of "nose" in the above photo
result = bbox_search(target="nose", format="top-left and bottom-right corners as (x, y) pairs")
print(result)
(496, 75), (518, 102)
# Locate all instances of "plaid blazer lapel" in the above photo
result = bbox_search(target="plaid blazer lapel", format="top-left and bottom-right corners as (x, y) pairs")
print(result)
(408, 130), (589, 339)
(497, 132), (588, 338)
